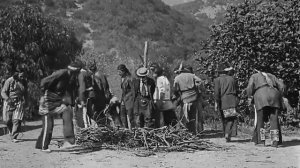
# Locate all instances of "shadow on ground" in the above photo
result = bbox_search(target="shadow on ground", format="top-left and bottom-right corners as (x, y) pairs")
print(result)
(198, 130), (224, 139)
(280, 139), (300, 148)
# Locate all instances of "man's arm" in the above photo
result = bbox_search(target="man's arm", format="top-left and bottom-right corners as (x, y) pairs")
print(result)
(40, 70), (65, 92)
(1, 78), (10, 100)
(214, 78), (221, 111)
(246, 75), (255, 106)
(77, 71), (86, 104)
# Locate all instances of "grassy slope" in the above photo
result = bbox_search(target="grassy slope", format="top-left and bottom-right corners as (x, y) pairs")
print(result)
(0, 0), (209, 96)
(173, 0), (243, 25)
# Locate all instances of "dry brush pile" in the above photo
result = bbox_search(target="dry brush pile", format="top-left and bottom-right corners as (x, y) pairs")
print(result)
(75, 125), (224, 153)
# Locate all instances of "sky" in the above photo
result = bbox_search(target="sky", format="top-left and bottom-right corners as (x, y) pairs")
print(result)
(162, 0), (195, 6)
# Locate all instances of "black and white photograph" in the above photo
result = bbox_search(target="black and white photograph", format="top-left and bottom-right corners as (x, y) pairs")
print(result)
(0, 0), (299, 167)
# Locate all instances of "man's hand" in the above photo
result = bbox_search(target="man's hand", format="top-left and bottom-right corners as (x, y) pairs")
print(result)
(214, 102), (219, 112)
(247, 97), (253, 106)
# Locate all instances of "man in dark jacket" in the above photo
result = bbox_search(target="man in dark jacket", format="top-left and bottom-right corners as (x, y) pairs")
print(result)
(134, 67), (156, 128)
(214, 65), (239, 142)
(118, 64), (136, 128)
(246, 68), (284, 147)
(35, 62), (81, 152)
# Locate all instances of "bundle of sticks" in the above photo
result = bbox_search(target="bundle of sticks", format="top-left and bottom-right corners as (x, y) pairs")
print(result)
(75, 125), (223, 152)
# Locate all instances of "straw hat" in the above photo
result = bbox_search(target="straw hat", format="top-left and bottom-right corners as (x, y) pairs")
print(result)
(136, 67), (149, 77)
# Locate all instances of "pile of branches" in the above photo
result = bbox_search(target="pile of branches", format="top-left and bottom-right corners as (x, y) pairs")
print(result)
(75, 125), (223, 152)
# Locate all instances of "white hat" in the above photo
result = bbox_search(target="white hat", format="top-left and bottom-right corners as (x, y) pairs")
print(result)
(136, 67), (149, 77)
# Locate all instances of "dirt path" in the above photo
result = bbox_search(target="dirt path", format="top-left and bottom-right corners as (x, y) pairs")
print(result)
(0, 119), (299, 168)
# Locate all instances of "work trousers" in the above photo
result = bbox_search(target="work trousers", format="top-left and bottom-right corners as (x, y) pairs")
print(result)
(252, 106), (281, 145)
(120, 105), (134, 128)
(224, 117), (237, 139)
(135, 96), (155, 128)
(181, 99), (203, 134)
(36, 107), (75, 150)
(6, 112), (22, 139)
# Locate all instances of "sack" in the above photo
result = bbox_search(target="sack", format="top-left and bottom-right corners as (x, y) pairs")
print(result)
(155, 100), (174, 111)
(223, 108), (238, 118)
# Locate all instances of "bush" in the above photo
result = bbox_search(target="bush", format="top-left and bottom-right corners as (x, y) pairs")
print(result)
(198, 0), (300, 120)
(0, 3), (81, 118)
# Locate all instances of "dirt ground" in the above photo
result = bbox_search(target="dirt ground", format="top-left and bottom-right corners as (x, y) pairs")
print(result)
(0, 119), (299, 168)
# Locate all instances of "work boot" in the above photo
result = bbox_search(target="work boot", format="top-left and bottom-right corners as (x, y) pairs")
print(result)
(270, 129), (279, 148)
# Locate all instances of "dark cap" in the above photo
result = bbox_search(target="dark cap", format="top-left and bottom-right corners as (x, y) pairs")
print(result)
(117, 64), (127, 71)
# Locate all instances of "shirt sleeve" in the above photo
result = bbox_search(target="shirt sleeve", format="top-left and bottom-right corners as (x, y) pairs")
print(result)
(214, 78), (221, 104)
(78, 72), (86, 102)
(40, 70), (63, 91)
(173, 77), (181, 99)
(194, 74), (202, 84)
(1, 78), (11, 100)
(246, 75), (255, 98)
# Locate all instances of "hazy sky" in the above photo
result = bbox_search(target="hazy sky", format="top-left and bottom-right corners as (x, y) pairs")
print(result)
(162, 0), (195, 6)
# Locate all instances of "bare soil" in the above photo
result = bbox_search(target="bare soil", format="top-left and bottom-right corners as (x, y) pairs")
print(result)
(0, 119), (299, 168)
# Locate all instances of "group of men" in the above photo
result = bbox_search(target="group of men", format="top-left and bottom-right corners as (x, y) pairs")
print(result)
(1, 60), (286, 152)
(214, 64), (285, 147)
(117, 63), (203, 133)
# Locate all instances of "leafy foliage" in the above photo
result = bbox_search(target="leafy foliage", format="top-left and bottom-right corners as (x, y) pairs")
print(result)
(198, 0), (300, 118)
(0, 3), (81, 118)
(0, 3), (81, 79)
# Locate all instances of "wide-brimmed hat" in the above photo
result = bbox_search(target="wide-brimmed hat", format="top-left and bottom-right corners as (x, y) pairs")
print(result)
(217, 63), (233, 72)
(136, 67), (149, 77)
(224, 67), (234, 71)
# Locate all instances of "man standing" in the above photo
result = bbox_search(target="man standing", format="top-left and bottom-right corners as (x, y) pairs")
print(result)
(1, 66), (28, 142)
(214, 65), (239, 142)
(173, 63), (203, 134)
(35, 62), (81, 152)
(246, 67), (284, 147)
(75, 63), (95, 129)
(150, 63), (176, 127)
(135, 67), (156, 128)
(118, 64), (136, 128)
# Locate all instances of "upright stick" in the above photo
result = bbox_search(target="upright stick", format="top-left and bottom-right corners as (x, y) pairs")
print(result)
(143, 41), (148, 68)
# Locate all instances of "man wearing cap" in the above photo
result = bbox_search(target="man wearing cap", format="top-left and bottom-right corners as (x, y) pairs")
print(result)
(246, 67), (284, 147)
(214, 65), (239, 142)
(173, 63), (203, 134)
(1, 66), (28, 143)
(35, 61), (81, 152)
(118, 64), (136, 128)
(135, 67), (156, 128)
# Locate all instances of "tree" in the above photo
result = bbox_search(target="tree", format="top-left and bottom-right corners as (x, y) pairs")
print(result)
(198, 0), (300, 118)
(0, 2), (81, 80)
(0, 3), (81, 118)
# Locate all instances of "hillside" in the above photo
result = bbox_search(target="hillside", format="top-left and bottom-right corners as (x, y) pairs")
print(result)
(173, 0), (243, 26)
(0, 0), (209, 95)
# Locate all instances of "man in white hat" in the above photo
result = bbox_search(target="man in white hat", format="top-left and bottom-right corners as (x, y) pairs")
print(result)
(214, 64), (239, 142)
(134, 67), (156, 128)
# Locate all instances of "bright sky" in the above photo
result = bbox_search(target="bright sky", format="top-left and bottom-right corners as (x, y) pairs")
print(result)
(162, 0), (195, 6)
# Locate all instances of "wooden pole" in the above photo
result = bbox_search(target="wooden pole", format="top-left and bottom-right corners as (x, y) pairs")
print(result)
(143, 41), (148, 68)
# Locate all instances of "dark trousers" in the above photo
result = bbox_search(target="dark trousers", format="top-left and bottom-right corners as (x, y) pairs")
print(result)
(6, 112), (22, 139)
(36, 108), (75, 150)
(135, 97), (155, 128)
(224, 117), (237, 138)
(252, 106), (280, 144)
(161, 110), (177, 127)
(120, 105), (135, 128)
